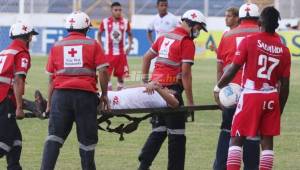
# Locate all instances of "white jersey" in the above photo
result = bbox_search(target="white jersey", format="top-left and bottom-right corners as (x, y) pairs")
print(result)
(148, 12), (179, 40)
(106, 87), (167, 109)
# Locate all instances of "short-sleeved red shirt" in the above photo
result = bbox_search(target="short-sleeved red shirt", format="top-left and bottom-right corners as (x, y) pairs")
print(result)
(233, 32), (291, 90)
(46, 32), (109, 93)
(217, 20), (259, 84)
(0, 40), (31, 102)
(150, 27), (195, 85)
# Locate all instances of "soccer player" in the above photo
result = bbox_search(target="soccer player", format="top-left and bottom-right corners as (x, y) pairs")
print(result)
(214, 6), (291, 170)
(213, 3), (261, 170)
(138, 9), (207, 170)
(0, 20), (38, 170)
(98, 2), (133, 91)
(209, 7), (239, 53)
(40, 11), (110, 170)
(147, 0), (179, 72)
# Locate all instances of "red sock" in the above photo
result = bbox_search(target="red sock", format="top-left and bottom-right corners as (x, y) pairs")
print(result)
(260, 150), (274, 170)
(227, 146), (242, 170)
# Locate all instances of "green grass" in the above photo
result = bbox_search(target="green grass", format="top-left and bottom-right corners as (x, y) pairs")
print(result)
(1, 57), (299, 170)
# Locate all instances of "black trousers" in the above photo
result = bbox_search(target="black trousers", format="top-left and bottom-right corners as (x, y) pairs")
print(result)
(0, 97), (22, 170)
(213, 107), (260, 170)
(40, 89), (99, 170)
(138, 85), (186, 170)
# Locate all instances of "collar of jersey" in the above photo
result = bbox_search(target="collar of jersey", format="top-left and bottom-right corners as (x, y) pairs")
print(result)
(173, 27), (189, 36)
(10, 39), (28, 51)
(68, 32), (86, 37)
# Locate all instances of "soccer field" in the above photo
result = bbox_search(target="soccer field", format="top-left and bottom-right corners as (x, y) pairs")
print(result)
(1, 57), (299, 170)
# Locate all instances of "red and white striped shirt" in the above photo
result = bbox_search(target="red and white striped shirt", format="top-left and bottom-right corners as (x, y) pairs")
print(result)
(99, 17), (131, 56)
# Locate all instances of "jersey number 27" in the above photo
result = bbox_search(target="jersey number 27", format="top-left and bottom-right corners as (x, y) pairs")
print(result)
(257, 54), (279, 80)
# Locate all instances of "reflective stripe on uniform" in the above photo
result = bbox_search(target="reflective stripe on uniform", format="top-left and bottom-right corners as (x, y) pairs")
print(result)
(246, 136), (260, 141)
(149, 48), (158, 55)
(221, 129), (231, 133)
(79, 143), (97, 151)
(156, 57), (180, 67)
(0, 49), (19, 55)
(0, 76), (12, 85)
(15, 71), (27, 76)
(54, 39), (94, 46)
(56, 68), (96, 76)
(167, 129), (185, 135)
(46, 135), (64, 144)
(182, 59), (194, 64)
(152, 126), (167, 132)
(0, 142), (11, 152)
(13, 140), (22, 147)
(223, 28), (259, 38)
(165, 33), (185, 41)
(96, 63), (109, 71)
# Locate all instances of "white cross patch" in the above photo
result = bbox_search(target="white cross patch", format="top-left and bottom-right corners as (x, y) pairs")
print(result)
(63, 45), (83, 68)
(21, 58), (28, 68)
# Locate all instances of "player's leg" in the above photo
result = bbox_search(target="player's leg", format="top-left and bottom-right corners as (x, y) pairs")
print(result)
(138, 114), (167, 170)
(6, 121), (22, 170)
(213, 107), (236, 170)
(116, 54), (129, 91)
(74, 91), (98, 170)
(107, 55), (115, 90)
(40, 90), (75, 170)
(165, 85), (186, 170)
(258, 93), (281, 170)
(259, 136), (274, 170)
(243, 137), (260, 170)
(227, 136), (245, 170)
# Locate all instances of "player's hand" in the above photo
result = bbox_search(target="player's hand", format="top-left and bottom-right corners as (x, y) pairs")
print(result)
(15, 107), (25, 120)
(99, 94), (111, 112)
(126, 46), (133, 55)
(144, 82), (160, 95)
(214, 91), (224, 110)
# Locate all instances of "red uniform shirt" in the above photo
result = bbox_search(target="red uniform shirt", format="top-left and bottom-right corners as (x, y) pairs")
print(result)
(217, 20), (259, 84)
(233, 32), (291, 90)
(150, 27), (195, 85)
(99, 17), (131, 56)
(0, 40), (31, 102)
(46, 32), (109, 93)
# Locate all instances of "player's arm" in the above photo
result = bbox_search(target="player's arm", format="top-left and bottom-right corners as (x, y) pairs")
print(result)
(95, 42), (110, 111)
(147, 30), (154, 45)
(14, 75), (26, 119)
(279, 48), (291, 115)
(216, 63), (241, 88)
(13, 52), (31, 119)
(97, 21), (104, 46)
(126, 22), (134, 55)
(279, 77), (289, 114)
(182, 63), (194, 106)
(142, 43), (158, 83)
(144, 82), (179, 108)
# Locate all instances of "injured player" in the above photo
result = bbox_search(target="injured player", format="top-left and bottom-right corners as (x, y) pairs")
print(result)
(22, 82), (179, 117)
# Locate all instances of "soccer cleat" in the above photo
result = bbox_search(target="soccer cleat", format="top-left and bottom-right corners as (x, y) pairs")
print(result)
(34, 90), (48, 118)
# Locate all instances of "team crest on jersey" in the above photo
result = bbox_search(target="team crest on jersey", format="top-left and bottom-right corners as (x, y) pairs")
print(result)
(113, 96), (120, 105)
(63, 45), (83, 68)
(110, 29), (122, 43)
(159, 38), (175, 58)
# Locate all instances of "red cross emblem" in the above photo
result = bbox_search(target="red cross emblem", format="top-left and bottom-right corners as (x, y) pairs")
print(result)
(113, 96), (119, 105)
(68, 48), (77, 57)
(245, 6), (251, 12)
(22, 25), (27, 31)
(22, 59), (28, 64)
(69, 18), (76, 24)
(85, 18), (89, 25)
(191, 13), (197, 19)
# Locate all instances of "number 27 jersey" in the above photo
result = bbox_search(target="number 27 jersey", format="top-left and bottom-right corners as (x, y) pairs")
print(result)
(233, 32), (291, 91)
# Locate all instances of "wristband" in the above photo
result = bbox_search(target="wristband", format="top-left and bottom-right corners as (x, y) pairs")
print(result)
(214, 85), (221, 92)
